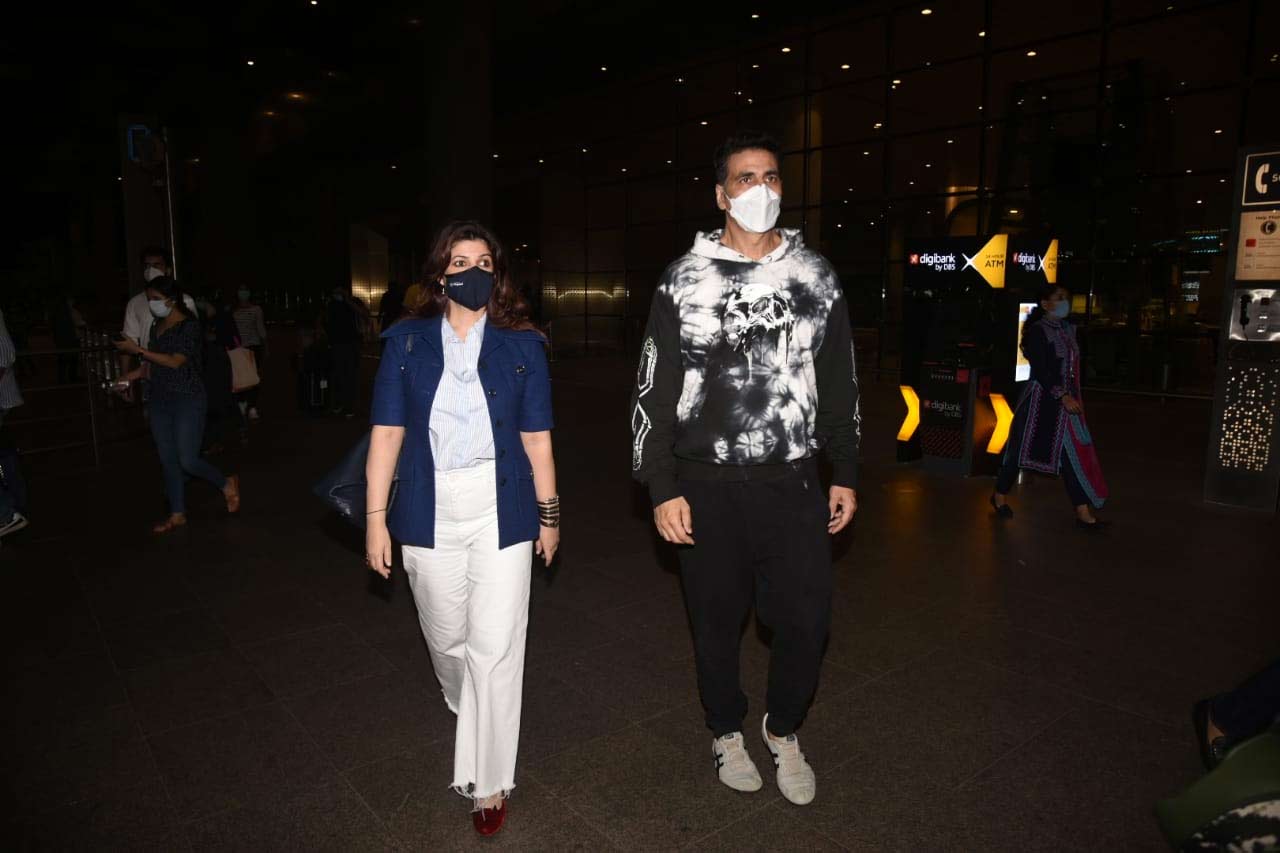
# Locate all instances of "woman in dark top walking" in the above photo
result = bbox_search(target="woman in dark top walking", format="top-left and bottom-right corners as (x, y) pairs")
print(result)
(991, 282), (1108, 528)
(115, 277), (241, 533)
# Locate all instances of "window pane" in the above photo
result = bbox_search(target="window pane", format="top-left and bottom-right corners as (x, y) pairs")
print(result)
(739, 95), (807, 151)
(985, 109), (1097, 192)
(890, 129), (980, 196)
(817, 203), (884, 261)
(629, 176), (677, 225)
(810, 17), (886, 87)
(810, 80), (886, 147)
(1245, 80), (1280, 145)
(1107, 5), (1247, 95)
(681, 60), (738, 118)
(626, 223), (683, 269)
(742, 39), (807, 100)
(890, 59), (983, 133)
(679, 115), (736, 170)
(587, 228), (625, 271)
(892, 0), (984, 70)
(990, 0), (1102, 47)
(808, 144), (885, 206)
(988, 35), (1101, 120)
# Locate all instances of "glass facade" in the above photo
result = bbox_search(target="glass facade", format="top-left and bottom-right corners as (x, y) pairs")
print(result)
(494, 0), (1280, 394)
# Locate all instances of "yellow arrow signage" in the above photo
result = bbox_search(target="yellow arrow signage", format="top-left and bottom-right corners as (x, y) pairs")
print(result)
(1042, 238), (1058, 284)
(961, 234), (1008, 288)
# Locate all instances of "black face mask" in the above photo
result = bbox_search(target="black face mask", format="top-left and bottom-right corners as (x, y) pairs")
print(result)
(444, 266), (494, 311)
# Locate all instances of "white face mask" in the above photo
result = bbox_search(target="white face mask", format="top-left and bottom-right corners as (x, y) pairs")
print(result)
(725, 183), (782, 234)
(148, 299), (172, 319)
(143, 265), (164, 283)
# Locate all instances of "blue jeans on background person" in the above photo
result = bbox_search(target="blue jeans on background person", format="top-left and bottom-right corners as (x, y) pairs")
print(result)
(149, 394), (227, 515)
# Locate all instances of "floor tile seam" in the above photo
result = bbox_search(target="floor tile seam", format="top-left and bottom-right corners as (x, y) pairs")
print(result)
(676, 795), (786, 850)
(71, 557), (190, 828)
(951, 705), (1080, 792)
(275, 689), (403, 847)
(959, 653), (1183, 732)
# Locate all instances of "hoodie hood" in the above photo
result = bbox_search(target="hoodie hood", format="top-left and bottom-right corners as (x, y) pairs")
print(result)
(690, 228), (801, 265)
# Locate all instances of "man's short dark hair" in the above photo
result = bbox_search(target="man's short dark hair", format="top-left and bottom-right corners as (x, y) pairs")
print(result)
(713, 131), (781, 185)
(140, 245), (171, 266)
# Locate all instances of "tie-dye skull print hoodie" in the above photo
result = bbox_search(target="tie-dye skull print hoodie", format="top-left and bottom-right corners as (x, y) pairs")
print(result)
(630, 228), (861, 506)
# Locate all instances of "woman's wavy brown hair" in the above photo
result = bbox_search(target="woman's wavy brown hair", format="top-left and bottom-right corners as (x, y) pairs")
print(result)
(412, 220), (537, 332)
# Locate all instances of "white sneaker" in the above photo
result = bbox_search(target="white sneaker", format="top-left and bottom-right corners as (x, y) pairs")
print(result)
(712, 731), (763, 792)
(761, 714), (816, 805)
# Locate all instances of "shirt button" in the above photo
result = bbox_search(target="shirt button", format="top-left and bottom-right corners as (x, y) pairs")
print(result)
(500, 477), (507, 486)
(495, 419), (503, 428)
(499, 449), (506, 458)
(488, 389), (497, 397)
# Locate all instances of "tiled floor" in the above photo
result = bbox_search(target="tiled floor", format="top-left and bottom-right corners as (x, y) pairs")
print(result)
(2, 355), (1276, 851)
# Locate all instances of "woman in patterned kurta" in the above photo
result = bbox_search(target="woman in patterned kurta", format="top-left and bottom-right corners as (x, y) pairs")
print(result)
(991, 284), (1108, 528)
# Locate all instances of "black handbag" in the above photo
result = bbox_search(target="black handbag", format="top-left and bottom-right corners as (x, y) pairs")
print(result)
(312, 430), (399, 529)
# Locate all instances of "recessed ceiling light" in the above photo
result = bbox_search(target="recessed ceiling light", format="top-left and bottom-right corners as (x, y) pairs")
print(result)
(676, 77), (684, 83)
(492, 153), (499, 159)
(921, 7), (933, 14)
(700, 120), (708, 126)
(600, 66), (607, 71)
(667, 159), (673, 164)
(892, 78), (902, 84)
(946, 138), (954, 144)
(582, 147), (588, 153)
(621, 167), (627, 172)
(538, 159), (544, 164)
(390, 165), (397, 170)
(1214, 128), (1223, 134)
(751, 64), (760, 69)
(1009, 208), (1019, 214)
(1026, 50), (1037, 57)
(1196, 199), (1203, 204)
(925, 163), (932, 168)
(837, 223), (844, 228)
(840, 64), (850, 70)
(751, 12), (760, 18)
(863, 150), (870, 156)
(978, 30), (986, 37)
(873, 122), (883, 128)
(116, 176), (122, 181)
(781, 47), (792, 53)
(1186, 168), (1192, 173)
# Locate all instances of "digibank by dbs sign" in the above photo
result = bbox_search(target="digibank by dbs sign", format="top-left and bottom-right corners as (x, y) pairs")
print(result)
(906, 235), (1058, 290)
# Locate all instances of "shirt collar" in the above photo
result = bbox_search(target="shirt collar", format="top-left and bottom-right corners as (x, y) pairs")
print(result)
(442, 312), (487, 345)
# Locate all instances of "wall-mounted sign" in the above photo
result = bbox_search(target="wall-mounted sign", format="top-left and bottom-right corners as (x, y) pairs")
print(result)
(1236, 210), (1280, 281)
(906, 235), (1008, 289)
(1242, 151), (1280, 207)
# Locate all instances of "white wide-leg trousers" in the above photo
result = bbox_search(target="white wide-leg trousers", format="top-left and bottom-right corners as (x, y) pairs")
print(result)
(402, 463), (532, 801)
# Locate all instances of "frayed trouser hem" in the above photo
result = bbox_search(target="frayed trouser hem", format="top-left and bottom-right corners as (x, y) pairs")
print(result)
(451, 783), (515, 810)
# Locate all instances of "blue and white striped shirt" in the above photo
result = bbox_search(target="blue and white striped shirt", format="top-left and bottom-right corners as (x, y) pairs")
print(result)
(429, 314), (495, 471)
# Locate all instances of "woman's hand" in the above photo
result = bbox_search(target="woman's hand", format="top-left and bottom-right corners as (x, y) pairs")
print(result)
(535, 524), (559, 564)
(1061, 394), (1083, 415)
(365, 518), (393, 578)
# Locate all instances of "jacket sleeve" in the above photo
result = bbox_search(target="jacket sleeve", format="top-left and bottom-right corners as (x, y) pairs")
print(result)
(518, 340), (554, 433)
(1025, 323), (1065, 399)
(370, 334), (409, 427)
(814, 292), (861, 490)
(630, 283), (684, 507)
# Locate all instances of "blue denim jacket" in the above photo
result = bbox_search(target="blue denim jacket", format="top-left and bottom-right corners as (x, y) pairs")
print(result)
(370, 316), (553, 549)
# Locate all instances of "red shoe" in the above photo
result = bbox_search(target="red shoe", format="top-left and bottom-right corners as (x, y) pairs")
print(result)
(472, 801), (506, 836)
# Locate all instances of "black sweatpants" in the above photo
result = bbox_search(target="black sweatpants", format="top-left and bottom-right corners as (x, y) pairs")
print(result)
(676, 460), (833, 739)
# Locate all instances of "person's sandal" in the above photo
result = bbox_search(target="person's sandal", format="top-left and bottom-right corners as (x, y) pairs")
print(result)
(152, 515), (187, 534)
(223, 475), (241, 514)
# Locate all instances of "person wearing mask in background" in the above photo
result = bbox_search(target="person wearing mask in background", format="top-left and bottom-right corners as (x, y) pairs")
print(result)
(630, 131), (861, 807)
(52, 293), (86, 385)
(120, 247), (196, 398)
(991, 282), (1109, 528)
(365, 220), (557, 836)
(232, 288), (268, 421)
(202, 306), (244, 457)
(379, 281), (406, 334)
(114, 276), (241, 533)
(0, 306), (29, 544)
(402, 279), (426, 315)
(325, 287), (362, 418)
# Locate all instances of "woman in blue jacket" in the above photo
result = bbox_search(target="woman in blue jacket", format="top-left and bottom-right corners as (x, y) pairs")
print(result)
(364, 221), (558, 837)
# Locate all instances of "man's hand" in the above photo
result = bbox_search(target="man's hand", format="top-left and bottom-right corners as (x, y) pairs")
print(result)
(114, 337), (141, 355)
(828, 486), (857, 535)
(654, 496), (694, 545)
